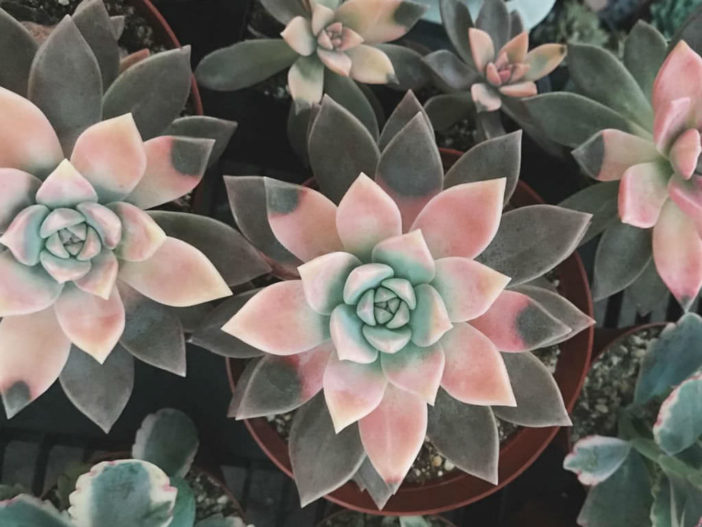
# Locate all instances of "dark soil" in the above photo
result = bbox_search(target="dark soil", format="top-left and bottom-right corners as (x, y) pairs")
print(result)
(319, 510), (449, 527)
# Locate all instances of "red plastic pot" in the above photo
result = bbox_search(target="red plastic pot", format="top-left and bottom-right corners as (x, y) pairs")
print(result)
(227, 148), (594, 515)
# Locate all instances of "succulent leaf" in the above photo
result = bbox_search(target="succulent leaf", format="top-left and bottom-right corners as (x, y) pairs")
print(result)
(132, 409), (199, 478)
(378, 91), (431, 151)
(0, 8), (37, 95)
(168, 477), (196, 527)
(324, 69), (380, 139)
(164, 116), (237, 168)
(475, 0), (510, 51)
(628, 259), (669, 316)
(623, 22), (668, 101)
(563, 435), (632, 486)
(423, 50), (478, 91)
(73, 0), (120, 87)
(334, 0), (426, 44)
(0, 495), (72, 527)
(0, 169), (41, 232)
(374, 44), (430, 91)
(353, 458), (401, 509)
(381, 342), (444, 404)
(59, 345), (134, 433)
(299, 252), (362, 314)
(559, 181), (620, 245)
(439, 0), (474, 63)
(423, 92), (474, 132)
(290, 394), (366, 506)
(653, 373), (702, 456)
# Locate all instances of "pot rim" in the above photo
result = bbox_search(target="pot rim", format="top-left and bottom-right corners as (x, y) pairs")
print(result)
(226, 147), (595, 515)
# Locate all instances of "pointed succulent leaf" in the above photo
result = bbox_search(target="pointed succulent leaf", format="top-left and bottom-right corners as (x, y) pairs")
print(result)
(168, 478), (195, 527)
(623, 21), (667, 100)
(308, 95), (380, 203)
(353, 458), (401, 510)
(358, 384), (427, 485)
(427, 389), (499, 484)
(381, 342), (444, 404)
(619, 162), (669, 228)
(478, 205), (590, 285)
(104, 47), (191, 140)
(559, 181), (620, 245)
(627, 259), (669, 316)
(196, 39), (298, 91)
(109, 203), (165, 262)
(164, 116), (237, 168)
(635, 313), (702, 404)
(120, 49), (151, 73)
(654, 97), (694, 153)
(0, 169), (41, 232)
(0, 308), (70, 418)
(222, 280), (328, 355)
(118, 283), (186, 376)
(299, 252), (361, 314)
(475, 0), (510, 51)
(29, 15), (102, 153)
(593, 222), (651, 301)
(423, 50), (478, 91)
(439, 0), (474, 63)
(471, 82), (501, 113)
(347, 45), (396, 84)
(0, 495), (72, 527)
(110, 15), (125, 39)
(324, 69), (379, 139)
(409, 284), (452, 346)
(60, 345), (134, 433)
(650, 474), (672, 527)
(330, 303), (380, 363)
(522, 93), (637, 148)
(282, 16), (316, 56)
(493, 351), (571, 426)
(75, 251), (118, 299)
(423, 92), (473, 131)
(260, 0), (308, 24)
(0, 9), (37, 95)
(289, 55), (324, 109)
(231, 343), (331, 419)
(290, 394), (366, 506)
(374, 44), (430, 91)
(654, 373), (702, 456)
(68, 460), (177, 527)
(0, 204), (50, 266)
(576, 451), (652, 527)
(73, 0), (120, 87)
(444, 130), (522, 202)
(651, 41), (702, 121)
(334, 0), (426, 44)
(563, 436), (632, 486)
(378, 91), (431, 151)
(372, 231), (436, 284)
(132, 408), (198, 478)
(0, 251), (63, 316)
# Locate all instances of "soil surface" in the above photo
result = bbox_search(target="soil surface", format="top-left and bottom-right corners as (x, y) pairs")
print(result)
(319, 511), (449, 527)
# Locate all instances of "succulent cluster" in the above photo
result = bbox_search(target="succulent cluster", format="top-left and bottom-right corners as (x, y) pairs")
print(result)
(525, 22), (702, 312)
(564, 314), (702, 527)
(0, 0), (270, 431)
(191, 91), (594, 508)
(0, 409), (248, 527)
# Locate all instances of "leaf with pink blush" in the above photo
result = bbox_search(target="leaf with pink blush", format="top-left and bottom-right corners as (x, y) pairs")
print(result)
(431, 257), (510, 322)
(499, 82), (537, 98)
(119, 49), (151, 74)
(54, 284), (125, 364)
(346, 45), (396, 84)
(471, 83), (502, 112)
(359, 383), (427, 485)
(523, 44), (567, 81)
(669, 128), (701, 179)
(440, 322), (515, 406)
(222, 280), (328, 355)
(493, 351), (571, 427)
(0, 169), (42, 232)
(618, 161), (670, 228)
(299, 252), (361, 314)
(468, 28), (495, 72)
(376, 114), (443, 229)
(336, 174), (402, 260)
(470, 290), (570, 352)
(119, 237), (231, 307)
(334, 0), (426, 44)
(563, 436), (631, 486)
(651, 41), (702, 124)
(669, 176), (702, 237)
(288, 55), (325, 108)
(317, 48), (353, 77)
(77, 202), (122, 250)
(0, 308), (70, 418)
(109, 202), (166, 262)
(500, 32), (528, 63)
(232, 342), (332, 419)
(264, 178), (342, 262)
(0, 251), (62, 316)
(573, 129), (661, 182)
(409, 284), (452, 347)
(330, 303), (380, 363)
(34, 160), (97, 209)
(126, 136), (215, 210)
(281, 16), (316, 56)
(0, 204), (49, 265)
(652, 200), (702, 310)
(411, 179), (505, 260)
(0, 86), (62, 174)
(353, 458), (401, 510)
(371, 230), (436, 284)
(653, 97), (694, 153)
(381, 342), (445, 404)
(75, 250), (119, 300)
(378, 91), (432, 151)
(40, 251), (91, 283)
(311, 3), (335, 34)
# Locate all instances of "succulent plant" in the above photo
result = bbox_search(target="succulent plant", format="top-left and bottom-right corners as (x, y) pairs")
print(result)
(0, 0), (271, 431)
(192, 92), (594, 509)
(420, 0), (556, 32)
(564, 313), (702, 527)
(195, 0), (428, 140)
(524, 21), (702, 312)
(530, 0), (614, 51)
(422, 0), (566, 137)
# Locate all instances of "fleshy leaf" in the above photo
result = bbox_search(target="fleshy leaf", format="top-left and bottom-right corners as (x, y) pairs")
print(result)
(324, 69), (379, 139)
(0, 251), (63, 316)
(0, 204), (50, 266)
(288, 55), (325, 108)
(468, 28), (495, 72)
(164, 116), (237, 168)
(347, 45), (396, 84)
(627, 259), (668, 316)
(330, 303), (380, 363)
(0, 9), (37, 95)
(423, 92), (473, 132)
(371, 231), (436, 284)
(169, 478), (196, 527)
(75, 251), (118, 299)
(492, 351), (571, 426)
(73, 0), (120, 87)
(35, 159), (98, 208)
(374, 44), (430, 91)
(353, 458), (401, 510)
(60, 345), (134, 433)
(281, 16), (315, 56)
(0, 495), (72, 527)
(651, 41), (702, 122)
(559, 181), (620, 245)
(381, 342), (444, 404)
(132, 408), (198, 478)
(653, 373), (702, 456)
(476, 0), (510, 50)
(439, 0), (474, 63)
(334, 0), (426, 44)
(409, 284), (453, 347)
(0, 169), (41, 232)
(563, 436), (632, 486)
(423, 50), (477, 91)
(623, 21), (667, 100)
(222, 280), (328, 355)
(427, 389), (499, 484)
(478, 205), (590, 285)
(619, 161), (669, 228)
(109, 202), (166, 262)
(378, 91), (431, 151)
(289, 394), (366, 506)
(299, 252), (361, 314)
(0, 308), (70, 418)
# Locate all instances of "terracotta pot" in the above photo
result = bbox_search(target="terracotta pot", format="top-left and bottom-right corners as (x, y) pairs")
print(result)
(227, 148), (595, 515)
(316, 510), (457, 527)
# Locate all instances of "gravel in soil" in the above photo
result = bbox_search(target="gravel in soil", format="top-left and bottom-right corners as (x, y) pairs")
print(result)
(319, 511), (448, 527)
(571, 327), (663, 443)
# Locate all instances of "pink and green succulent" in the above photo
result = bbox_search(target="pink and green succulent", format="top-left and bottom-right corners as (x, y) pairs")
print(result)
(194, 93), (594, 509)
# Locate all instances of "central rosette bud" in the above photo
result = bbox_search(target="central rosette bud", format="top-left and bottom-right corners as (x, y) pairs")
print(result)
(485, 53), (529, 87)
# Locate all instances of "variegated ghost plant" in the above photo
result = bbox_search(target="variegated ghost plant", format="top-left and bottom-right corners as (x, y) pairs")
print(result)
(0, 2), (271, 431)
(525, 20), (702, 312)
(193, 92), (594, 509)
(422, 0), (566, 132)
(564, 314), (702, 527)
(0, 459), (249, 527)
(195, 0), (428, 138)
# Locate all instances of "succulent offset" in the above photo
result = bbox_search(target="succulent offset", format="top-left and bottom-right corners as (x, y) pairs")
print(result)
(192, 92), (594, 509)
(0, 409), (248, 526)
(526, 22), (702, 312)
(564, 314), (702, 527)
(0, 0), (270, 431)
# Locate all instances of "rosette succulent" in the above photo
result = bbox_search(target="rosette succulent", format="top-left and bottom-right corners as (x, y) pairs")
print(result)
(422, 0), (566, 133)
(0, 1), (270, 430)
(193, 93), (594, 509)
(524, 20), (702, 312)
(564, 314), (702, 527)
